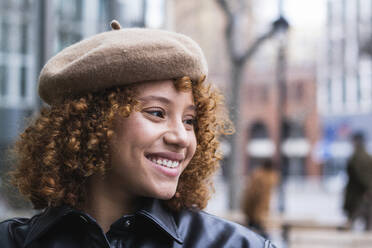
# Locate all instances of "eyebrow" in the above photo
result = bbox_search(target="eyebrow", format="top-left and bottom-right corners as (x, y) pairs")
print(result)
(139, 95), (196, 111)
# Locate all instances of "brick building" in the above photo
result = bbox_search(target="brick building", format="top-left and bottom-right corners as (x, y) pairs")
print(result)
(242, 67), (321, 177)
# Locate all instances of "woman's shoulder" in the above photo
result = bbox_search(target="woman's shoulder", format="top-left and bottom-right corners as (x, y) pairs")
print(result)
(176, 209), (276, 247)
(0, 216), (36, 246)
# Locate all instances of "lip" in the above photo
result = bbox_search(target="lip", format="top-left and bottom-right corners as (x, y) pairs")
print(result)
(145, 151), (185, 161)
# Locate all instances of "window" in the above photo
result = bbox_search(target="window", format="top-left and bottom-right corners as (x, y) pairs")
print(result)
(250, 122), (269, 139)
(295, 82), (304, 102)
(0, 21), (9, 52)
(57, 0), (82, 20)
(20, 66), (27, 97)
(20, 23), (28, 54)
(0, 65), (8, 96)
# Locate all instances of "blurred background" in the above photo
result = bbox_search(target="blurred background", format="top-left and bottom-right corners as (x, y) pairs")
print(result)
(1, 0), (372, 247)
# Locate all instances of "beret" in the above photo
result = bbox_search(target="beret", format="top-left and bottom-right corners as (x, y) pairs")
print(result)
(38, 21), (208, 105)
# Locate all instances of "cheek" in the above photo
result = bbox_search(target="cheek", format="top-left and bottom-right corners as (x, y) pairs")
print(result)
(116, 114), (157, 143)
(188, 134), (197, 160)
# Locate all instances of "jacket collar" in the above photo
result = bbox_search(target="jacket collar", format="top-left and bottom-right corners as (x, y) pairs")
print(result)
(23, 206), (77, 248)
(23, 198), (183, 247)
(136, 198), (183, 244)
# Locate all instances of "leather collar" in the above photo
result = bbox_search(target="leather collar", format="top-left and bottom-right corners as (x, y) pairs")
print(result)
(137, 198), (183, 244)
(23, 198), (183, 247)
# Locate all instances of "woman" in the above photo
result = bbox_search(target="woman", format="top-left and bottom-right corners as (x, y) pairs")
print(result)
(0, 21), (276, 247)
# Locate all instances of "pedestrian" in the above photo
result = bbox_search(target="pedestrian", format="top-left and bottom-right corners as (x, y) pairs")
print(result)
(241, 159), (279, 238)
(343, 132), (372, 230)
(0, 21), (276, 247)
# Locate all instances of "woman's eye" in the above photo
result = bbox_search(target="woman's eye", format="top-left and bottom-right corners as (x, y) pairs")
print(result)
(184, 118), (196, 126)
(146, 110), (165, 118)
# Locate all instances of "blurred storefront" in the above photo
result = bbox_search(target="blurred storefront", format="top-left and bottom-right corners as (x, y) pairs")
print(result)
(242, 72), (320, 177)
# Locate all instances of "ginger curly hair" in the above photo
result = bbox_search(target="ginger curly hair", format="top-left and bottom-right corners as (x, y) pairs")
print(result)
(11, 76), (232, 211)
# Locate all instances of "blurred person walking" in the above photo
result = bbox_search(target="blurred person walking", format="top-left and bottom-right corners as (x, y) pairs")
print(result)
(343, 132), (372, 230)
(241, 159), (279, 238)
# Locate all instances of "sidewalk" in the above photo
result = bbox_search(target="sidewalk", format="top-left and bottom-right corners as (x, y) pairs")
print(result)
(206, 174), (360, 247)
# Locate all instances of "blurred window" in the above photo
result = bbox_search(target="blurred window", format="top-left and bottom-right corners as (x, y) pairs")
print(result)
(250, 122), (269, 139)
(98, 0), (109, 30)
(20, 66), (27, 98)
(0, 66), (8, 96)
(57, 0), (82, 20)
(295, 81), (304, 102)
(282, 120), (305, 139)
(0, 21), (9, 52)
(55, 0), (83, 52)
(20, 23), (28, 54)
(0, 0), (36, 107)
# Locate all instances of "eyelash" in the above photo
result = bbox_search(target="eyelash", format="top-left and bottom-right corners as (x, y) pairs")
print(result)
(144, 109), (196, 126)
(184, 118), (196, 126)
(146, 109), (165, 118)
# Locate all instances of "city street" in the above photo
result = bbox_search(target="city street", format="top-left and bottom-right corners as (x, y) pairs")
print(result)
(206, 174), (372, 247)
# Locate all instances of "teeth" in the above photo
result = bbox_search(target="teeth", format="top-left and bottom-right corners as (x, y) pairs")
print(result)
(167, 160), (172, 167)
(148, 157), (180, 168)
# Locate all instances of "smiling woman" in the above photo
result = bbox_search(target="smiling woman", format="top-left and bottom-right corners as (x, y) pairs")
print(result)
(0, 21), (276, 247)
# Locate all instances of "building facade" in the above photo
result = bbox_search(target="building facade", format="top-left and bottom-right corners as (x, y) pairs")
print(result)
(317, 0), (372, 176)
(243, 67), (320, 177)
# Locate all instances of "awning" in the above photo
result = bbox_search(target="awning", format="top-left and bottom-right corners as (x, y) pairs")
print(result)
(282, 138), (310, 157)
(247, 139), (275, 157)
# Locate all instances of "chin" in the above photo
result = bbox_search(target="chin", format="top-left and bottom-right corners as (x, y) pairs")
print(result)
(151, 187), (177, 200)
(157, 191), (176, 200)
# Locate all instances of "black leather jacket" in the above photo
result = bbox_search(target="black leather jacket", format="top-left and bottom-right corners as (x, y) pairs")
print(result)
(0, 199), (276, 247)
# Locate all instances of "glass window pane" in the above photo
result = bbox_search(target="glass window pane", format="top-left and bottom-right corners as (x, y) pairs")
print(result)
(20, 66), (27, 98)
(0, 66), (8, 96)
(21, 23), (28, 54)
(0, 21), (9, 52)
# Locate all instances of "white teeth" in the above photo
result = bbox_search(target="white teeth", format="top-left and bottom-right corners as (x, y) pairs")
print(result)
(167, 160), (172, 167)
(148, 157), (180, 168)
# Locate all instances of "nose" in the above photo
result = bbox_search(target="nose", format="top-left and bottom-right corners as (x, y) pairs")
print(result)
(163, 119), (189, 148)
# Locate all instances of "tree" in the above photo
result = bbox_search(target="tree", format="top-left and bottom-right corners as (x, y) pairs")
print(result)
(216, 0), (288, 209)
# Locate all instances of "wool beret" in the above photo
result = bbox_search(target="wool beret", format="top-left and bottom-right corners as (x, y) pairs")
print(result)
(38, 21), (208, 105)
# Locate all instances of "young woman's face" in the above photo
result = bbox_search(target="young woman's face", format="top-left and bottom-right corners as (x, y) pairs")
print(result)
(108, 80), (197, 200)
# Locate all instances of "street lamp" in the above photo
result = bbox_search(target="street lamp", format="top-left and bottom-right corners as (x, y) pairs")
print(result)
(273, 14), (290, 214)
(273, 16), (290, 36)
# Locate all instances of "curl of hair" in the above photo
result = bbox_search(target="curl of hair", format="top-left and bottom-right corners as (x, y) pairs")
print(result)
(11, 77), (233, 211)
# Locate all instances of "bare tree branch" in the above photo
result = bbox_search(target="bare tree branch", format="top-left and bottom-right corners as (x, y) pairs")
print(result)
(215, 0), (280, 210)
(216, 0), (240, 62)
(238, 28), (276, 64)
(217, 0), (276, 65)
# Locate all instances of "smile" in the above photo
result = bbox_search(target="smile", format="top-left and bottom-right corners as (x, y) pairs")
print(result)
(146, 156), (180, 168)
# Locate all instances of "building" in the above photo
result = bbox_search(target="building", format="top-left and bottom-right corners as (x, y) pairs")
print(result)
(243, 67), (320, 177)
(317, 0), (372, 175)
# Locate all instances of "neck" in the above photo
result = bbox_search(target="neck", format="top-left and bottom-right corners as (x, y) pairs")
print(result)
(83, 175), (137, 233)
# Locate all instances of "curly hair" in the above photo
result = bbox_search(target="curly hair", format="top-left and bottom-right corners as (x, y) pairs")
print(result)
(11, 76), (233, 211)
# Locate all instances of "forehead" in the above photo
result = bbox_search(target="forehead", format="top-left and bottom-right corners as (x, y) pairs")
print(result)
(136, 80), (194, 104)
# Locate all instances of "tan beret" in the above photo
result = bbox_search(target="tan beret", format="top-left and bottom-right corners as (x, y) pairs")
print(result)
(38, 22), (208, 105)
